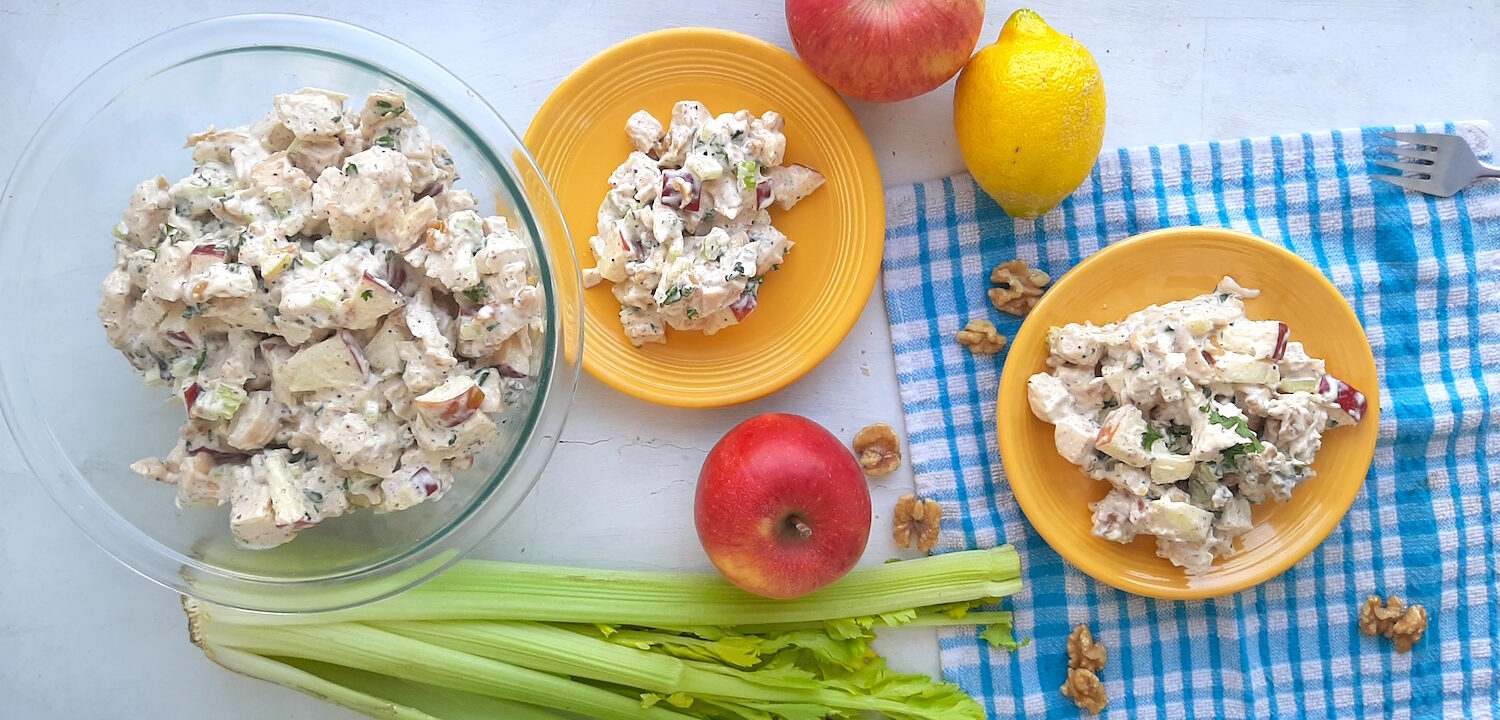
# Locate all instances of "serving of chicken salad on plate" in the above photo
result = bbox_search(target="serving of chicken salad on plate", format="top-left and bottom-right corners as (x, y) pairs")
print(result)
(97, 88), (544, 549)
(1026, 276), (1369, 574)
(582, 100), (825, 346)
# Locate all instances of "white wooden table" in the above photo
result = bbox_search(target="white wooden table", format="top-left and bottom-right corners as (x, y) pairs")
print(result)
(2, 1), (1496, 717)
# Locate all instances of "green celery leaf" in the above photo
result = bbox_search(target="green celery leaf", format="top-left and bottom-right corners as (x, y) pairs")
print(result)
(603, 628), (766, 668)
(819, 656), (987, 720)
(822, 617), (870, 640)
(978, 623), (1029, 652)
(877, 607), (920, 627)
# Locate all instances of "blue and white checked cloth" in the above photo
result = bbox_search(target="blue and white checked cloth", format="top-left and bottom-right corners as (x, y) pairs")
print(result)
(881, 123), (1500, 719)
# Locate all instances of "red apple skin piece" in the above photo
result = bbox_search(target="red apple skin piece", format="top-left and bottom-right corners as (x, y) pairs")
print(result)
(412, 467), (440, 496)
(1317, 373), (1368, 424)
(729, 292), (758, 321)
(786, 0), (986, 103)
(414, 376), (486, 427)
(755, 179), (774, 210)
(361, 271), (401, 297)
(660, 169), (702, 212)
(695, 413), (872, 599)
(187, 244), (228, 274)
(385, 255), (408, 291)
(339, 330), (370, 377)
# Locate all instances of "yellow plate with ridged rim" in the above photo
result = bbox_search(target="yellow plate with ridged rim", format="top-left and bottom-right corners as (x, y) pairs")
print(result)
(524, 28), (884, 408)
(998, 227), (1380, 599)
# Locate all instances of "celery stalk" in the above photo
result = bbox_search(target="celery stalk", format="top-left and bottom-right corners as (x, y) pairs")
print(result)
(201, 647), (566, 720)
(378, 620), (980, 720)
(191, 613), (698, 720)
(383, 620), (692, 693)
(723, 605), (1013, 638)
(213, 546), (1021, 628)
(199, 644), (447, 720)
(283, 659), (570, 720)
(185, 547), (1025, 720)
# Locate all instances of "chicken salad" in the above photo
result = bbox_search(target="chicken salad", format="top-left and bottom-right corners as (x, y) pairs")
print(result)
(1026, 277), (1368, 573)
(97, 88), (543, 548)
(583, 101), (824, 346)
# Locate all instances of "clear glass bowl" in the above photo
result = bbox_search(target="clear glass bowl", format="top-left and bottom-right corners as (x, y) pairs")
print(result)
(0, 14), (582, 612)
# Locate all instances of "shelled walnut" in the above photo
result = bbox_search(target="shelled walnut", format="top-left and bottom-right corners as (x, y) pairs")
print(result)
(988, 259), (1050, 315)
(852, 423), (902, 477)
(1062, 624), (1108, 713)
(1061, 667), (1107, 714)
(1390, 604), (1429, 653)
(1066, 624), (1107, 672)
(956, 319), (1006, 355)
(1359, 594), (1427, 653)
(892, 494), (942, 553)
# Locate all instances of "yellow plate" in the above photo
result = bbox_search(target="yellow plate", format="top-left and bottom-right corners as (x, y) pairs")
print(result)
(997, 227), (1380, 599)
(524, 28), (885, 408)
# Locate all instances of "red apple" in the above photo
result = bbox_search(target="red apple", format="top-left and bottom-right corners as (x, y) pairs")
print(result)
(786, 0), (986, 103)
(695, 413), (872, 599)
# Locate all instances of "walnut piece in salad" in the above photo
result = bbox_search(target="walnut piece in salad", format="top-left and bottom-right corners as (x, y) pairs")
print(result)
(97, 88), (543, 548)
(582, 101), (825, 346)
(1027, 277), (1368, 574)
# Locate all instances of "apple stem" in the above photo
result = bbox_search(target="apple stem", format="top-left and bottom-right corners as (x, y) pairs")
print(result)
(793, 518), (812, 539)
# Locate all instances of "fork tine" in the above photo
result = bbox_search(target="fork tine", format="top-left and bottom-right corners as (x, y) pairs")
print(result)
(1371, 173), (1435, 193)
(1372, 143), (1438, 161)
(1381, 131), (1445, 147)
(1371, 159), (1432, 176)
(1382, 131), (1471, 150)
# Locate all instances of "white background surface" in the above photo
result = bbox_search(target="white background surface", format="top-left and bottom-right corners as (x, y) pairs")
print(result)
(3, 1), (1498, 717)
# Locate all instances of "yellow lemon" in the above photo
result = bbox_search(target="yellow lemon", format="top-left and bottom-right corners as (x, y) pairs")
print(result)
(954, 9), (1106, 219)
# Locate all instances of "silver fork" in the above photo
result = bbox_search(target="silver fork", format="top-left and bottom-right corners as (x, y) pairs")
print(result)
(1371, 131), (1500, 197)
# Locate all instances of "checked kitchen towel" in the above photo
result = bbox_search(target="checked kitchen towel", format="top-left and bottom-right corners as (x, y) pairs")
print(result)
(881, 123), (1499, 719)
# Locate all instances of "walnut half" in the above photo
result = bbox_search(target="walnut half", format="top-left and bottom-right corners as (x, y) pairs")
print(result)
(1359, 594), (1427, 653)
(1062, 624), (1108, 712)
(1061, 667), (1108, 714)
(989, 259), (1050, 316)
(1067, 624), (1107, 672)
(893, 494), (942, 553)
(852, 423), (902, 477)
(1358, 594), (1404, 636)
(956, 319), (1006, 355)
(1390, 604), (1429, 653)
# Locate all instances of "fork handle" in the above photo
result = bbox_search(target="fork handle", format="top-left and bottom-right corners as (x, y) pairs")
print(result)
(1480, 161), (1500, 179)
